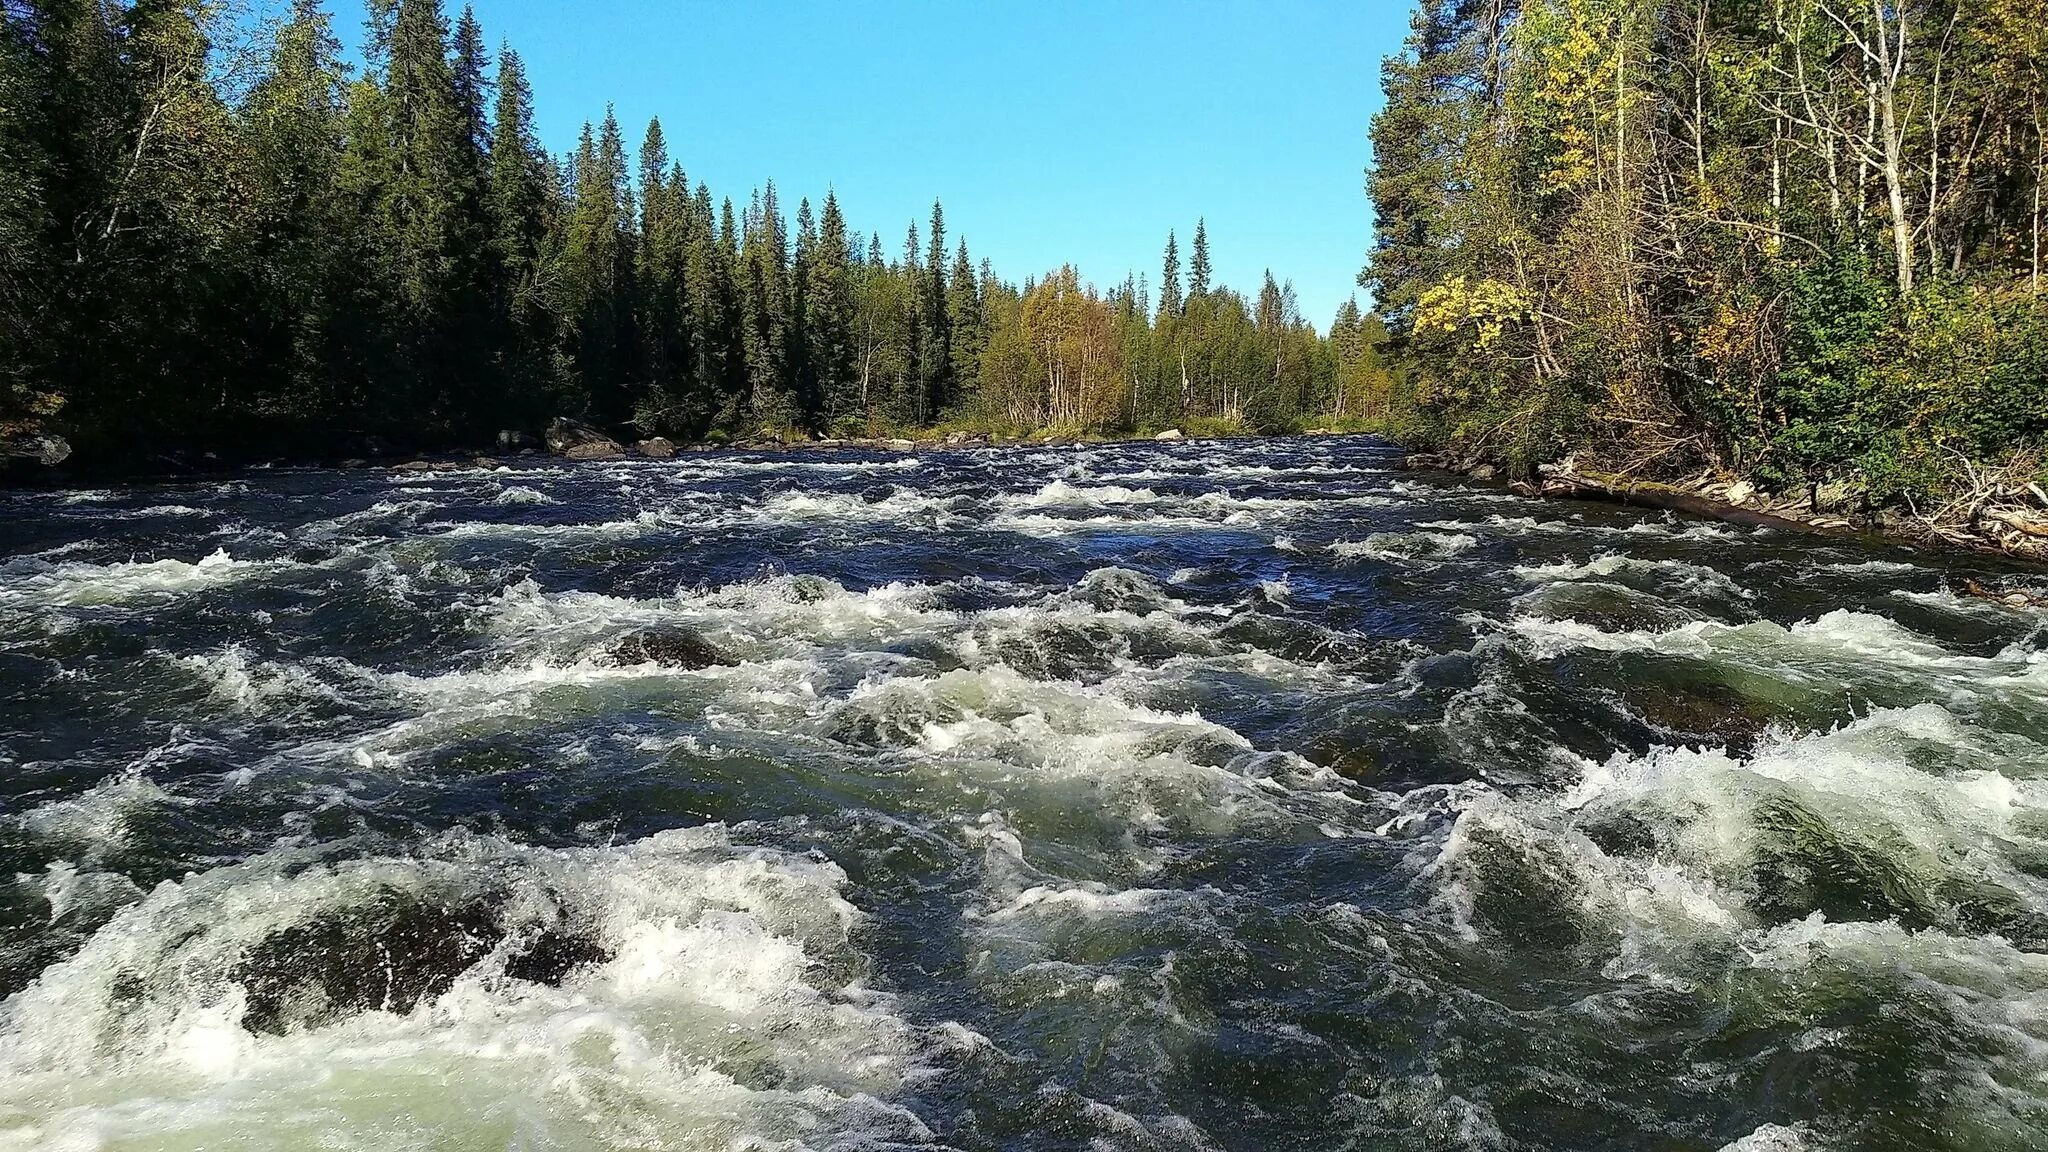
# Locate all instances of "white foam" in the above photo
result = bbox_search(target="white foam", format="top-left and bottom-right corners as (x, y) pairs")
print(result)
(1514, 553), (1748, 597)
(1717, 1123), (1809, 1151)
(17, 770), (183, 855)
(489, 484), (556, 506)
(1331, 532), (1477, 562)
(1502, 608), (2048, 694)
(0, 827), (923, 1149)
(0, 549), (273, 608)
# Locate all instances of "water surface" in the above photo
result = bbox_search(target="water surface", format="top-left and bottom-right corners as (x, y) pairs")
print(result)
(2, 436), (2045, 1150)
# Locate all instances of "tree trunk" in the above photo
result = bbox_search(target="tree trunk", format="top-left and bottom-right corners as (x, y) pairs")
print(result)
(1871, 0), (1915, 293)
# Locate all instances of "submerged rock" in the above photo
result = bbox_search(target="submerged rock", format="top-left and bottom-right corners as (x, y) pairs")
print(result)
(1154, 428), (1184, 441)
(598, 628), (728, 670)
(544, 417), (623, 460)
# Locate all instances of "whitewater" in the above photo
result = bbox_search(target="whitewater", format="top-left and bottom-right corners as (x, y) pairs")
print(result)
(1, 435), (2044, 1150)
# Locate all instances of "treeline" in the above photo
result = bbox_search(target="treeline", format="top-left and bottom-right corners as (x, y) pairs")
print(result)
(0, 0), (1374, 467)
(1363, 0), (2047, 499)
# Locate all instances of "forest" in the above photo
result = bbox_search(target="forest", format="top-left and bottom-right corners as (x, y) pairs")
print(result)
(1360, 0), (2048, 510)
(0, 0), (1387, 470)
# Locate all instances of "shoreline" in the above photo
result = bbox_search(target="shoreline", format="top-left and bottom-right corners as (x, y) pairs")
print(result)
(14, 426), (2045, 582)
(1400, 450), (2048, 574)
(0, 426), (1270, 490)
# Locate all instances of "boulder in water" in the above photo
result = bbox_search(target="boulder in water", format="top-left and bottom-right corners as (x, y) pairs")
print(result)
(496, 429), (539, 452)
(599, 628), (728, 670)
(545, 417), (623, 460)
(634, 437), (676, 459)
(1154, 429), (1184, 441)
(1, 432), (69, 467)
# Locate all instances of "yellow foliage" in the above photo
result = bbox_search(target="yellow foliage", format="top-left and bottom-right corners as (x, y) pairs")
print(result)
(1413, 276), (1531, 350)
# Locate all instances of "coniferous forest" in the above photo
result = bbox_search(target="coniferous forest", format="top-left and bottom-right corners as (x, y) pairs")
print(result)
(1359, 0), (2048, 510)
(0, 0), (1381, 471)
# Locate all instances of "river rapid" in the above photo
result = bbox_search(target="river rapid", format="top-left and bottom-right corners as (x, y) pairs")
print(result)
(1, 435), (2045, 1151)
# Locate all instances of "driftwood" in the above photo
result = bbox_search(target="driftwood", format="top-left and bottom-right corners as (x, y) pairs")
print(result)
(1959, 578), (2048, 609)
(1533, 470), (1853, 536)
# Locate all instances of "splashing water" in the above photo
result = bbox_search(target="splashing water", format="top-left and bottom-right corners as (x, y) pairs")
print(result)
(1, 437), (2044, 1150)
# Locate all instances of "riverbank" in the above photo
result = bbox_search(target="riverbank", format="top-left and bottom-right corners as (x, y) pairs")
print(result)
(1402, 447), (2048, 572)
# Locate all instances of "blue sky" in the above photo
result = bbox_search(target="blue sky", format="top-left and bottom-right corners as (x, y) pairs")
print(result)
(323, 1), (1405, 330)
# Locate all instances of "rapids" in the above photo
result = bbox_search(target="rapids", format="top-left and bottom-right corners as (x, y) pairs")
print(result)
(1, 435), (2045, 1150)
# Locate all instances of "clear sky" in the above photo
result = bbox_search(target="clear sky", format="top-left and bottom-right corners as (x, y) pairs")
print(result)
(324, 1), (1405, 330)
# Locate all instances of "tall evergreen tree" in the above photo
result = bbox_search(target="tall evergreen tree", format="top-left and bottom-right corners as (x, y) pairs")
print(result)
(240, 0), (350, 424)
(1158, 230), (1183, 320)
(1189, 218), (1211, 299)
(923, 199), (952, 412)
(559, 109), (635, 421)
(946, 239), (983, 405)
(805, 190), (857, 425)
(635, 117), (697, 432)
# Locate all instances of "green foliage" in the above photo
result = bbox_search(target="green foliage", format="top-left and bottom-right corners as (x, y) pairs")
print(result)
(0, 0), (1346, 465)
(1362, 0), (2048, 505)
(1762, 250), (1893, 482)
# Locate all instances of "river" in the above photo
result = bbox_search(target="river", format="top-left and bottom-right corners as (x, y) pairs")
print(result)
(1, 435), (2044, 1151)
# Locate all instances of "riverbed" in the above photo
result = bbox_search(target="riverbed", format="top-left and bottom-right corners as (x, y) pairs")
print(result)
(2, 435), (2044, 1150)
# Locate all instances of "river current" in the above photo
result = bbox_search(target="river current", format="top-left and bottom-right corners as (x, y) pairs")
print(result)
(1, 435), (2044, 1151)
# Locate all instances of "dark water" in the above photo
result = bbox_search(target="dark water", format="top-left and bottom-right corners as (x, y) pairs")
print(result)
(1, 435), (2045, 1151)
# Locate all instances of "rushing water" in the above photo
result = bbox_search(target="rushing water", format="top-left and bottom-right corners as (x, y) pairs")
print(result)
(1, 436), (2045, 1151)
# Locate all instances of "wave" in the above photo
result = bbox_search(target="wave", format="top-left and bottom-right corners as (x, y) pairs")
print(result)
(0, 549), (277, 609)
(0, 827), (927, 1149)
(1331, 531), (1478, 561)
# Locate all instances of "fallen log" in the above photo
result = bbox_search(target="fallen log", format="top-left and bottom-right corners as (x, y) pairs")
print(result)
(1533, 469), (1856, 537)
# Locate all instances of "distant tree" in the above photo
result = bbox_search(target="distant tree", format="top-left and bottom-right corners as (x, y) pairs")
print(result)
(1158, 229), (1183, 321)
(1188, 218), (1211, 299)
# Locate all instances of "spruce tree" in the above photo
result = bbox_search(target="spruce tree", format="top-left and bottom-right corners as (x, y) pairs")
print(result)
(806, 190), (857, 426)
(924, 199), (952, 412)
(559, 109), (635, 422)
(635, 118), (696, 432)
(1189, 218), (1211, 299)
(946, 239), (983, 407)
(1158, 230), (1183, 321)
(898, 221), (925, 424)
(484, 44), (551, 424)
